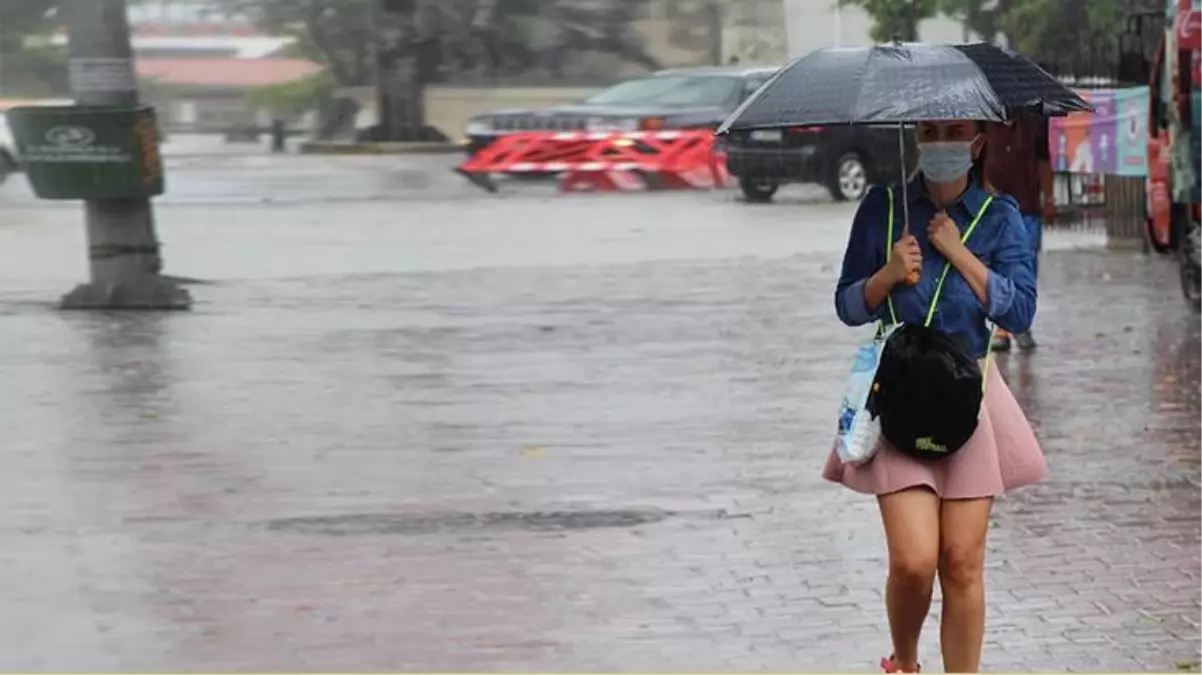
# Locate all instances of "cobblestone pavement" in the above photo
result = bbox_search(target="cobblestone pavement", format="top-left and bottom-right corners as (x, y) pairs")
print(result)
(0, 155), (1196, 671)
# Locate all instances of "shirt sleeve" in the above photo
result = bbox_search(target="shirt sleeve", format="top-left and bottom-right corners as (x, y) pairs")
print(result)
(984, 207), (1037, 333)
(835, 186), (889, 327)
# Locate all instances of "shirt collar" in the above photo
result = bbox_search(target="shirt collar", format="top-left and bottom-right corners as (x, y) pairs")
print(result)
(906, 175), (991, 217)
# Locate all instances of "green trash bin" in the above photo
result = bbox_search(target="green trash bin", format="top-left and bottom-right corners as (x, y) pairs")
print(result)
(6, 105), (165, 200)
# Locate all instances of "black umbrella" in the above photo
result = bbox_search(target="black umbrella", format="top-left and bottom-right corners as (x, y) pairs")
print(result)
(718, 41), (1093, 133)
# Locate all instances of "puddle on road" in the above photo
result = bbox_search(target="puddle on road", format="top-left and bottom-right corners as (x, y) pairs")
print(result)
(264, 508), (675, 536)
(264, 507), (750, 536)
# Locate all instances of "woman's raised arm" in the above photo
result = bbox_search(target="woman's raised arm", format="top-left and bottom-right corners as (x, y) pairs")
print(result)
(835, 186), (899, 326)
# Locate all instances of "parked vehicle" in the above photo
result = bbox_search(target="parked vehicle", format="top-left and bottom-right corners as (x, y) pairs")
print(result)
(463, 65), (913, 202)
(464, 65), (780, 157)
(722, 125), (917, 203)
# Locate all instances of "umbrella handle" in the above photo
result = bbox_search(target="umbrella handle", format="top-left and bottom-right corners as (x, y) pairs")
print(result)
(897, 125), (920, 287)
(903, 220), (918, 283)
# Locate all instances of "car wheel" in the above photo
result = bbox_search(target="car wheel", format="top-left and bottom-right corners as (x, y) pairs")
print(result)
(740, 177), (779, 203)
(828, 152), (868, 202)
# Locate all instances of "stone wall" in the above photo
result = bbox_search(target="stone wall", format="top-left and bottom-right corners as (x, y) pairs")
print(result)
(424, 86), (600, 142)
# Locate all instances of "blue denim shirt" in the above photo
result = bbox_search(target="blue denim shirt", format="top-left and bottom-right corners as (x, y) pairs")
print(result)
(834, 177), (1037, 358)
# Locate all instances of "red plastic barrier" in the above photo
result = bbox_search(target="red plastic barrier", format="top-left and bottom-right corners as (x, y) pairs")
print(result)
(459, 132), (609, 175)
(455, 130), (734, 193)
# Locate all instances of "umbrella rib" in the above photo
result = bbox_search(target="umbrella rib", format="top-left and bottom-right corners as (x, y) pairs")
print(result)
(960, 50), (1009, 121)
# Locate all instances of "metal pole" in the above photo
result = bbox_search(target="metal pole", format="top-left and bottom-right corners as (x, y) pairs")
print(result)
(898, 124), (910, 233)
(60, 0), (190, 310)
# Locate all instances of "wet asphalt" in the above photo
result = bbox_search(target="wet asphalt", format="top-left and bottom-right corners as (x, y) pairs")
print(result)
(0, 138), (1196, 671)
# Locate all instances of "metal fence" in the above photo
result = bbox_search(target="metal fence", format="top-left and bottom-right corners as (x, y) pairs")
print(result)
(1051, 173), (1146, 244)
(1036, 2), (1160, 245)
(1103, 176), (1149, 243)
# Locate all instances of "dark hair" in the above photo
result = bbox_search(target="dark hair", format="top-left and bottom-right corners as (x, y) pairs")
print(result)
(970, 121), (988, 185)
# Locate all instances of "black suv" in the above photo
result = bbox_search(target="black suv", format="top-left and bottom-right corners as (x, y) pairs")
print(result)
(463, 65), (781, 155)
(723, 125), (917, 202)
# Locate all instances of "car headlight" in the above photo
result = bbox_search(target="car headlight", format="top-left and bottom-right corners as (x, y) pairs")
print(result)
(465, 119), (492, 136)
(587, 117), (640, 133)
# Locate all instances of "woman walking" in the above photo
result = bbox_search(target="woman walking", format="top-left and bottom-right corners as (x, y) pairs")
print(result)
(823, 120), (1047, 674)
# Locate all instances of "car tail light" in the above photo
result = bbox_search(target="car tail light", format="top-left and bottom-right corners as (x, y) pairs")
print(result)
(640, 117), (664, 131)
(787, 126), (823, 133)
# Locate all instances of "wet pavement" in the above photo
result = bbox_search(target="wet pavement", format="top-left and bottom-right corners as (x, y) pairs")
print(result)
(0, 148), (1197, 671)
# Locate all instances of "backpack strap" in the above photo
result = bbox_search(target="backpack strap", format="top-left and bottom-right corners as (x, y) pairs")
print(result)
(883, 187), (899, 328)
(884, 186), (997, 394)
(923, 195), (994, 327)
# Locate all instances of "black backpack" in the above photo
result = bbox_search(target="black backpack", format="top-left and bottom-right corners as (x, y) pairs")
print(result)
(866, 187), (995, 462)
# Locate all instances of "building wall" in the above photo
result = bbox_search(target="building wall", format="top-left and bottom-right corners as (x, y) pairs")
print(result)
(126, 1), (240, 25)
(720, 0), (789, 64)
(633, 0), (790, 71)
(782, 0), (969, 58)
(333, 85), (601, 142)
(425, 86), (599, 142)
(143, 90), (253, 130)
(144, 88), (315, 132)
(640, 0), (986, 69)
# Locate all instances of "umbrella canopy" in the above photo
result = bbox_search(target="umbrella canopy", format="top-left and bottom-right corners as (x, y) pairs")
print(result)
(718, 42), (1093, 133)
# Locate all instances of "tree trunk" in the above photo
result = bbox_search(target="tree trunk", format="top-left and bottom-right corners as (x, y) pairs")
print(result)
(372, 0), (441, 141)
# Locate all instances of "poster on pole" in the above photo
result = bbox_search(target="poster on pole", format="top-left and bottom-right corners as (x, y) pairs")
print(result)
(1049, 87), (1149, 177)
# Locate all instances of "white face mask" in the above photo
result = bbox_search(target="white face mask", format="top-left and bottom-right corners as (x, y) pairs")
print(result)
(917, 139), (977, 183)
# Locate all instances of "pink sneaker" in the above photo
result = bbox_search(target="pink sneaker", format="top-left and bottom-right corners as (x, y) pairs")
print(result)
(881, 655), (921, 673)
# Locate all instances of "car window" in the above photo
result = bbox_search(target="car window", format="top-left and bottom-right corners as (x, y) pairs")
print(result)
(742, 77), (770, 100)
(584, 75), (741, 108)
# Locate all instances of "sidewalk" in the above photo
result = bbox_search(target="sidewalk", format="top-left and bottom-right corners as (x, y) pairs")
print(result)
(0, 176), (1194, 670)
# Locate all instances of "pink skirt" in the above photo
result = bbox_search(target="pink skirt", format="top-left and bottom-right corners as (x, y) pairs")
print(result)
(822, 364), (1046, 499)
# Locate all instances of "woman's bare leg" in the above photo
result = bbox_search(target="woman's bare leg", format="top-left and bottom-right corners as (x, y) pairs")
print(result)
(938, 497), (994, 673)
(878, 488), (941, 671)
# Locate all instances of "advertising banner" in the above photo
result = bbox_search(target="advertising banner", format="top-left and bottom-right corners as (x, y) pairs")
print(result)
(1049, 87), (1149, 177)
